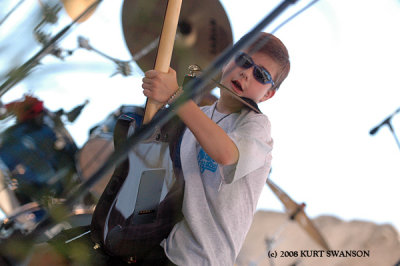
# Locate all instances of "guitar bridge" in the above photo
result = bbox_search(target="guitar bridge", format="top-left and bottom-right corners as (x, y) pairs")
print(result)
(138, 209), (155, 215)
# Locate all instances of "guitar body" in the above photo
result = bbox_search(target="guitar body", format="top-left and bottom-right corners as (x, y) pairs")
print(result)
(90, 110), (186, 258)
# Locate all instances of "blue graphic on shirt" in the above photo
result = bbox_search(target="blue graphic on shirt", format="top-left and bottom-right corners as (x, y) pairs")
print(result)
(197, 148), (218, 173)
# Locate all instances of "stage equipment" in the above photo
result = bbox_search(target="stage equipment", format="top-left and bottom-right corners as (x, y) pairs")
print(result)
(0, 97), (78, 206)
(266, 178), (330, 250)
(77, 36), (132, 76)
(121, 0), (233, 87)
(369, 107), (400, 151)
(0, 0), (102, 97)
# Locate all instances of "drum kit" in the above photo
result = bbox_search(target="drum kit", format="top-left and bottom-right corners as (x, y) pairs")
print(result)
(0, 0), (233, 254)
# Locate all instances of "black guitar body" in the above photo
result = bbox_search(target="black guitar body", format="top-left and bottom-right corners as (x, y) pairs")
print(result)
(90, 109), (186, 260)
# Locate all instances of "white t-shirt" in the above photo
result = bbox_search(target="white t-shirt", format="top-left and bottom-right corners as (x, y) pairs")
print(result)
(161, 102), (273, 266)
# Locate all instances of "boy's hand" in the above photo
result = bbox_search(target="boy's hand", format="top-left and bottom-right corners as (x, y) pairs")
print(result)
(142, 67), (179, 104)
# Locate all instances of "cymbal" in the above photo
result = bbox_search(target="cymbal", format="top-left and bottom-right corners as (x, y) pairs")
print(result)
(266, 178), (330, 250)
(60, 0), (98, 23)
(121, 0), (233, 87)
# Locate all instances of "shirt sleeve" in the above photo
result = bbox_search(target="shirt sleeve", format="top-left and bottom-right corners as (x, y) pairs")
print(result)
(220, 114), (273, 184)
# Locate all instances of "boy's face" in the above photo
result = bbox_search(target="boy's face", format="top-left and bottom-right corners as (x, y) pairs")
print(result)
(220, 51), (280, 103)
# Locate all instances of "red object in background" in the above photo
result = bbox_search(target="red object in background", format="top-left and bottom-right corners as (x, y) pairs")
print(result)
(4, 95), (44, 122)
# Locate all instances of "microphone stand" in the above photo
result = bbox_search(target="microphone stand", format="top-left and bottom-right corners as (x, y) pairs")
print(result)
(0, 0), (102, 98)
(370, 107), (400, 152)
(0, 0), (299, 262)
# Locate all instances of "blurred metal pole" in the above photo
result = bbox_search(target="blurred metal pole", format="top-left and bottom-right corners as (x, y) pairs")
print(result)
(0, 0), (26, 27)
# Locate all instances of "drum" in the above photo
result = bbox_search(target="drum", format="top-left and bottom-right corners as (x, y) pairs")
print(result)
(77, 105), (144, 199)
(0, 110), (78, 207)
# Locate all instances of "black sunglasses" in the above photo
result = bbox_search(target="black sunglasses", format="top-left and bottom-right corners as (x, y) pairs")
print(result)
(234, 52), (275, 87)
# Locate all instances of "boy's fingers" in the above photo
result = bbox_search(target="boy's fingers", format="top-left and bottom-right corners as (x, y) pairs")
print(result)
(144, 70), (158, 78)
(142, 77), (152, 85)
(143, 88), (152, 97)
(141, 83), (149, 90)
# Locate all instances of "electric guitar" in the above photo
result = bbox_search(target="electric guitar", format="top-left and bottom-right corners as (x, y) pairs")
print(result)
(89, 0), (185, 260)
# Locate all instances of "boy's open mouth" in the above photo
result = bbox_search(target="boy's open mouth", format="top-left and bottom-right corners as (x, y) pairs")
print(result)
(231, 80), (243, 93)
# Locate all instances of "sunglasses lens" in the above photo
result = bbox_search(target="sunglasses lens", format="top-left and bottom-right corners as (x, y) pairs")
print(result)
(235, 53), (253, 69)
(253, 66), (272, 84)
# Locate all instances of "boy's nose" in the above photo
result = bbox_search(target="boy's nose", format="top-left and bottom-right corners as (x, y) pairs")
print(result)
(239, 68), (251, 81)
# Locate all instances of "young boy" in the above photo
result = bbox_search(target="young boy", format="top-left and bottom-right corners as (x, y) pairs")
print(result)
(142, 32), (290, 265)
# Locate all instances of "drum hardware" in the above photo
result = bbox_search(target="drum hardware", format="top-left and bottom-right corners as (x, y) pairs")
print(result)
(369, 107), (400, 151)
(65, 99), (89, 123)
(76, 0), (235, 78)
(77, 35), (174, 77)
(0, 0), (102, 97)
(69, 0), (234, 91)
(266, 178), (330, 250)
(77, 36), (132, 77)
(32, 2), (64, 58)
(34, 1), (62, 30)
(54, 99), (90, 124)
(248, 175), (329, 266)
(33, 30), (75, 60)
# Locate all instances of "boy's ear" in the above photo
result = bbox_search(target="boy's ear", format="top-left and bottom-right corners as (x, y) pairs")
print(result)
(260, 88), (276, 103)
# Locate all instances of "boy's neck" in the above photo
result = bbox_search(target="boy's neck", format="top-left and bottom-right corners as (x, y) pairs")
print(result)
(216, 97), (243, 114)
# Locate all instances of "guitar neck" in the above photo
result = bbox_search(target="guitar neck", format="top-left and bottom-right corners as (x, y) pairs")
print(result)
(143, 0), (182, 124)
